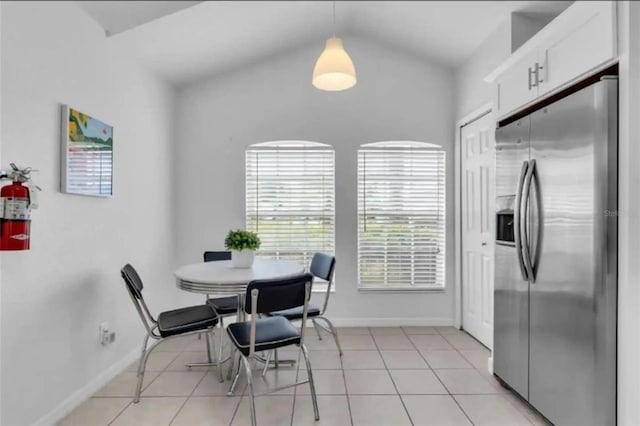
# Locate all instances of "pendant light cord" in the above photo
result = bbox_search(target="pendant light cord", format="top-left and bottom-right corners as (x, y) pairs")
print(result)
(332, 1), (336, 37)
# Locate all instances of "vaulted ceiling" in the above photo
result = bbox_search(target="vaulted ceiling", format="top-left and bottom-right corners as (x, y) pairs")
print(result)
(77, 1), (572, 86)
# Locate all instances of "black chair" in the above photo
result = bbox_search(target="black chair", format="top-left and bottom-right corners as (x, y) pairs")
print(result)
(226, 273), (319, 426)
(203, 251), (240, 317)
(120, 264), (222, 402)
(268, 253), (342, 355)
(201, 251), (240, 367)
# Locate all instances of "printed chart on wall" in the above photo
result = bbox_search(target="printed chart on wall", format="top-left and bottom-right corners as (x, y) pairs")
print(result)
(61, 105), (113, 197)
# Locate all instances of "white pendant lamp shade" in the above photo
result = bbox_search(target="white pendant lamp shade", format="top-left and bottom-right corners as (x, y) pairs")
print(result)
(312, 37), (357, 91)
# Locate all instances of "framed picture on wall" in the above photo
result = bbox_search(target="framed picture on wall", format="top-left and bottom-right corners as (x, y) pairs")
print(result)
(60, 105), (113, 197)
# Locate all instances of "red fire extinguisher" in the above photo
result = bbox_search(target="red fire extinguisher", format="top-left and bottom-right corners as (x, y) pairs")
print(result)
(0, 164), (39, 251)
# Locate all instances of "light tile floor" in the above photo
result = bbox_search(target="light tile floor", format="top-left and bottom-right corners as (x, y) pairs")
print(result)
(58, 327), (551, 426)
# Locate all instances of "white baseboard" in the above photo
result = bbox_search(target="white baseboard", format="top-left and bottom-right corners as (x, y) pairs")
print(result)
(488, 356), (494, 374)
(32, 347), (140, 426)
(327, 317), (454, 327)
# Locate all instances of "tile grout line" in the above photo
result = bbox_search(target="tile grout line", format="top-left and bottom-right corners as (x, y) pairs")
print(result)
(222, 332), (252, 426)
(446, 332), (527, 405)
(227, 350), (243, 426)
(436, 328), (480, 426)
(370, 327), (415, 426)
(289, 345), (304, 426)
(407, 327), (476, 426)
(79, 328), (535, 426)
(339, 329), (359, 426)
(105, 400), (133, 426)
(315, 327), (360, 426)
(222, 330), (250, 426)
(107, 335), (194, 425)
(448, 337), (539, 426)
(444, 328), (537, 425)
(402, 327), (435, 370)
(169, 331), (231, 426)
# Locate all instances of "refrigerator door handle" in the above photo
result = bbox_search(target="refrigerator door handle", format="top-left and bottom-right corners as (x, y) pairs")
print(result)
(514, 161), (529, 281)
(521, 159), (536, 283)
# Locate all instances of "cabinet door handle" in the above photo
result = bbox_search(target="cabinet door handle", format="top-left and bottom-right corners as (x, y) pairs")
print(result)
(529, 66), (538, 88)
(535, 63), (544, 84)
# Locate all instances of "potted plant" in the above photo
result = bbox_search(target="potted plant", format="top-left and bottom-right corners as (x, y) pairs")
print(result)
(225, 229), (261, 268)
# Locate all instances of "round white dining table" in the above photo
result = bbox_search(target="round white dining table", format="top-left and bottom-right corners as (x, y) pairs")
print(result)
(174, 259), (305, 296)
(175, 259), (305, 370)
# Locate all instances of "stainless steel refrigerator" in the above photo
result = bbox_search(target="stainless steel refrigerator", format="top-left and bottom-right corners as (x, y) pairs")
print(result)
(494, 76), (617, 426)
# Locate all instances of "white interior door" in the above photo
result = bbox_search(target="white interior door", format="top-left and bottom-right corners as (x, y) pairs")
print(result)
(461, 112), (495, 348)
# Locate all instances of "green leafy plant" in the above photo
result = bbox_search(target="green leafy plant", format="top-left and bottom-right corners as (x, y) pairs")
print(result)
(224, 229), (261, 251)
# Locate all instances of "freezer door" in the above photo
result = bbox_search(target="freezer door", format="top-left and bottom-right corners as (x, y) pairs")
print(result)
(528, 78), (617, 426)
(494, 118), (530, 400)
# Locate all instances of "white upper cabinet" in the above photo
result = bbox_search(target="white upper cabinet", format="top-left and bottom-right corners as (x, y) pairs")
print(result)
(487, 1), (617, 119)
(537, 2), (616, 96)
(494, 50), (540, 117)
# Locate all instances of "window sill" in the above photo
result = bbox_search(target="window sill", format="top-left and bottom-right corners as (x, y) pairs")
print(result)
(311, 280), (335, 294)
(358, 286), (445, 293)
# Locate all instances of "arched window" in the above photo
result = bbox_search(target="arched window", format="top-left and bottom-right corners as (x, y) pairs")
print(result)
(357, 141), (445, 289)
(245, 141), (335, 266)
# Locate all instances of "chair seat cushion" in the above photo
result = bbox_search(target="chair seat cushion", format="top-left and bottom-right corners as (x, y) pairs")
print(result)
(227, 316), (301, 356)
(206, 296), (239, 316)
(157, 305), (218, 337)
(267, 305), (321, 320)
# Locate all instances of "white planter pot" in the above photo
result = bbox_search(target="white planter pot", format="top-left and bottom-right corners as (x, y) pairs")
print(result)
(231, 250), (255, 268)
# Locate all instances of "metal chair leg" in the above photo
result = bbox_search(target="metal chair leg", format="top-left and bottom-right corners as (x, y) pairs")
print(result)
(262, 350), (273, 377)
(205, 329), (213, 363)
(209, 330), (223, 383)
(198, 295), (211, 341)
(242, 356), (257, 426)
(312, 318), (323, 341)
(301, 343), (320, 421)
(318, 316), (343, 356)
(136, 334), (150, 377)
(227, 345), (237, 381)
(218, 317), (225, 370)
(228, 348), (242, 395)
(274, 348), (279, 369)
(228, 367), (241, 396)
(134, 337), (160, 403)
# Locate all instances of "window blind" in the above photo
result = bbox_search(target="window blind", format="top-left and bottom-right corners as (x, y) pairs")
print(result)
(357, 142), (445, 289)
(246, 142), (335, 267)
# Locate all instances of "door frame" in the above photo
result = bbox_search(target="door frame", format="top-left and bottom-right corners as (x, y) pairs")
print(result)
(454, 102), (493, 330)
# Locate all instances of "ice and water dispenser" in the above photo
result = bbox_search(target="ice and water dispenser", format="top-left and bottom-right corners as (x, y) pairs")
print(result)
(496, 195), (515, 245)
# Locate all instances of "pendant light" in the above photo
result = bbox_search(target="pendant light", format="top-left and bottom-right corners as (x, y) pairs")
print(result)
(312, 1), (357, 91)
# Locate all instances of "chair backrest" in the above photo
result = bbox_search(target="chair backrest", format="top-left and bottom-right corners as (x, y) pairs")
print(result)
(120, 264), (157, 335)
(121, 263), (144, 299)
(245, 273), (314, 315)
(244, 273), (314, 356)
(203, 251), (232, 262)
(310, 252), (335, 282)
(309, 253), (336, 315)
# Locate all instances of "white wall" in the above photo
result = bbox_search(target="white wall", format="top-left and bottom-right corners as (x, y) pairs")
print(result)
(454, 22), (511, 119)
(0, 2), (183, 425)
(175, 37), (456, 325)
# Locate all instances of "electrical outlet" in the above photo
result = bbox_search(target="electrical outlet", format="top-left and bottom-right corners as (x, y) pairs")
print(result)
(99, 322), (115, 346)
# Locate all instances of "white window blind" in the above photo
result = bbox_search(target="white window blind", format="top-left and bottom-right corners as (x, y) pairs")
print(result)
(246, 141), (335, 267)
(358, 141), (446, 289)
